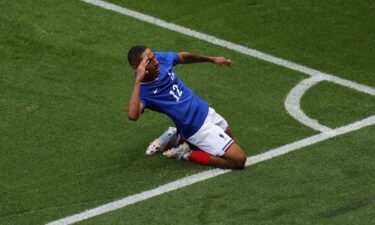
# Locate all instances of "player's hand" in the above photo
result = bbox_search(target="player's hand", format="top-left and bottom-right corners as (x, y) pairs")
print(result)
(211, 57), (232, 66)
(135, 56), (149, 82)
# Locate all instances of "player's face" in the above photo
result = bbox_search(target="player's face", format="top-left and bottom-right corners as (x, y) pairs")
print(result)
(141, 48), (160, 79)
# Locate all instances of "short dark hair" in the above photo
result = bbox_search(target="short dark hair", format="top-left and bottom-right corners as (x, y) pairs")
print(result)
(127, 45), (148, 66)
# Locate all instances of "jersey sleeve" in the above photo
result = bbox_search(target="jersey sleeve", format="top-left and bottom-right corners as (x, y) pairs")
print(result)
(156, 52), (180, 66)
(168, 52), (180, 66)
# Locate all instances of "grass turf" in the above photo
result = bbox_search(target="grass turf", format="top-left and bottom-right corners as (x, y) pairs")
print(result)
(77, 126), (375, 225)
(109, 0), (375, 87)
(0, 0), (374, 224)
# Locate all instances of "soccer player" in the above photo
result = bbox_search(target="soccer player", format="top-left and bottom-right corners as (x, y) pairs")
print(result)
(127, 46), (247, 169)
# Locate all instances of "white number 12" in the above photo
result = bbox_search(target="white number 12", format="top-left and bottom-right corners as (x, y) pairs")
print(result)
(170, 84), (183, 102)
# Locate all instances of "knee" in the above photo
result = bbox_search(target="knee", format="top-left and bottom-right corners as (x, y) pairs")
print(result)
(232, 155), (247, 170)
(224, 143), (247, 169)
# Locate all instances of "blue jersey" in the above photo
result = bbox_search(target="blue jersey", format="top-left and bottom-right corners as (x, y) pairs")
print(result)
(140, 52), (209, 139)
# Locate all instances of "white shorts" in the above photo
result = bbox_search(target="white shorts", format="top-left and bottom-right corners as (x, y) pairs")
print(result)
(187, 108), (234, 157)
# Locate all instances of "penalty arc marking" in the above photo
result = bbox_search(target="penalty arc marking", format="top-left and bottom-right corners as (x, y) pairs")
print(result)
(284, 76), (332, 133)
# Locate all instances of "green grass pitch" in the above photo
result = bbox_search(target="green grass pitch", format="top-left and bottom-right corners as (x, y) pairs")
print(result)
(0, 0), (374, 224)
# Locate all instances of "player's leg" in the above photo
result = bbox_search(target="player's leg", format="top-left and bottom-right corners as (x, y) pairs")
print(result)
(146, 127), (180, 155)
(185, 124), (246, 169)
(208, 143), (246, 169)
(184, 108), (246, 169)
(163, 138), (247, 169)
(184, 142), (246, 169)
(163, 108), (247, 169)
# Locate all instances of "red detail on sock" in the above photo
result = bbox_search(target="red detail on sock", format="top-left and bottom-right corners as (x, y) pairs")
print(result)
(188, 150), (211, 165)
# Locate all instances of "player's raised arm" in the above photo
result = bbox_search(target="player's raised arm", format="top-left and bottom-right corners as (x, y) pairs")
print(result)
(177, 52), (232, 66)
(127, 56), (148, 121)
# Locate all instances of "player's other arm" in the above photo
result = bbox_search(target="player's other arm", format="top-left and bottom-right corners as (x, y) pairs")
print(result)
(127, 81), (144, 121)
(177, 52), (232, 66)
(127, 56), (147, 121)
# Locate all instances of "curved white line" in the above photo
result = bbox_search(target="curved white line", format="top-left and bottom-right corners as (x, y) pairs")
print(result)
(285, 76), (333, 133)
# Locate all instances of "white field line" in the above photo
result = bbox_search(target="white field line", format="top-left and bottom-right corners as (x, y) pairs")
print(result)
(81, 0), (375, 97)
(45, 1), (375, 224)
(248, 115), (375, 166)
(46, 115), (375, 225)
(284, 76), (333, 133)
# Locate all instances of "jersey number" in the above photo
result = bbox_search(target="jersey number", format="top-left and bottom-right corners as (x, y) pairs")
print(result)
(170, 85), (183, 102)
